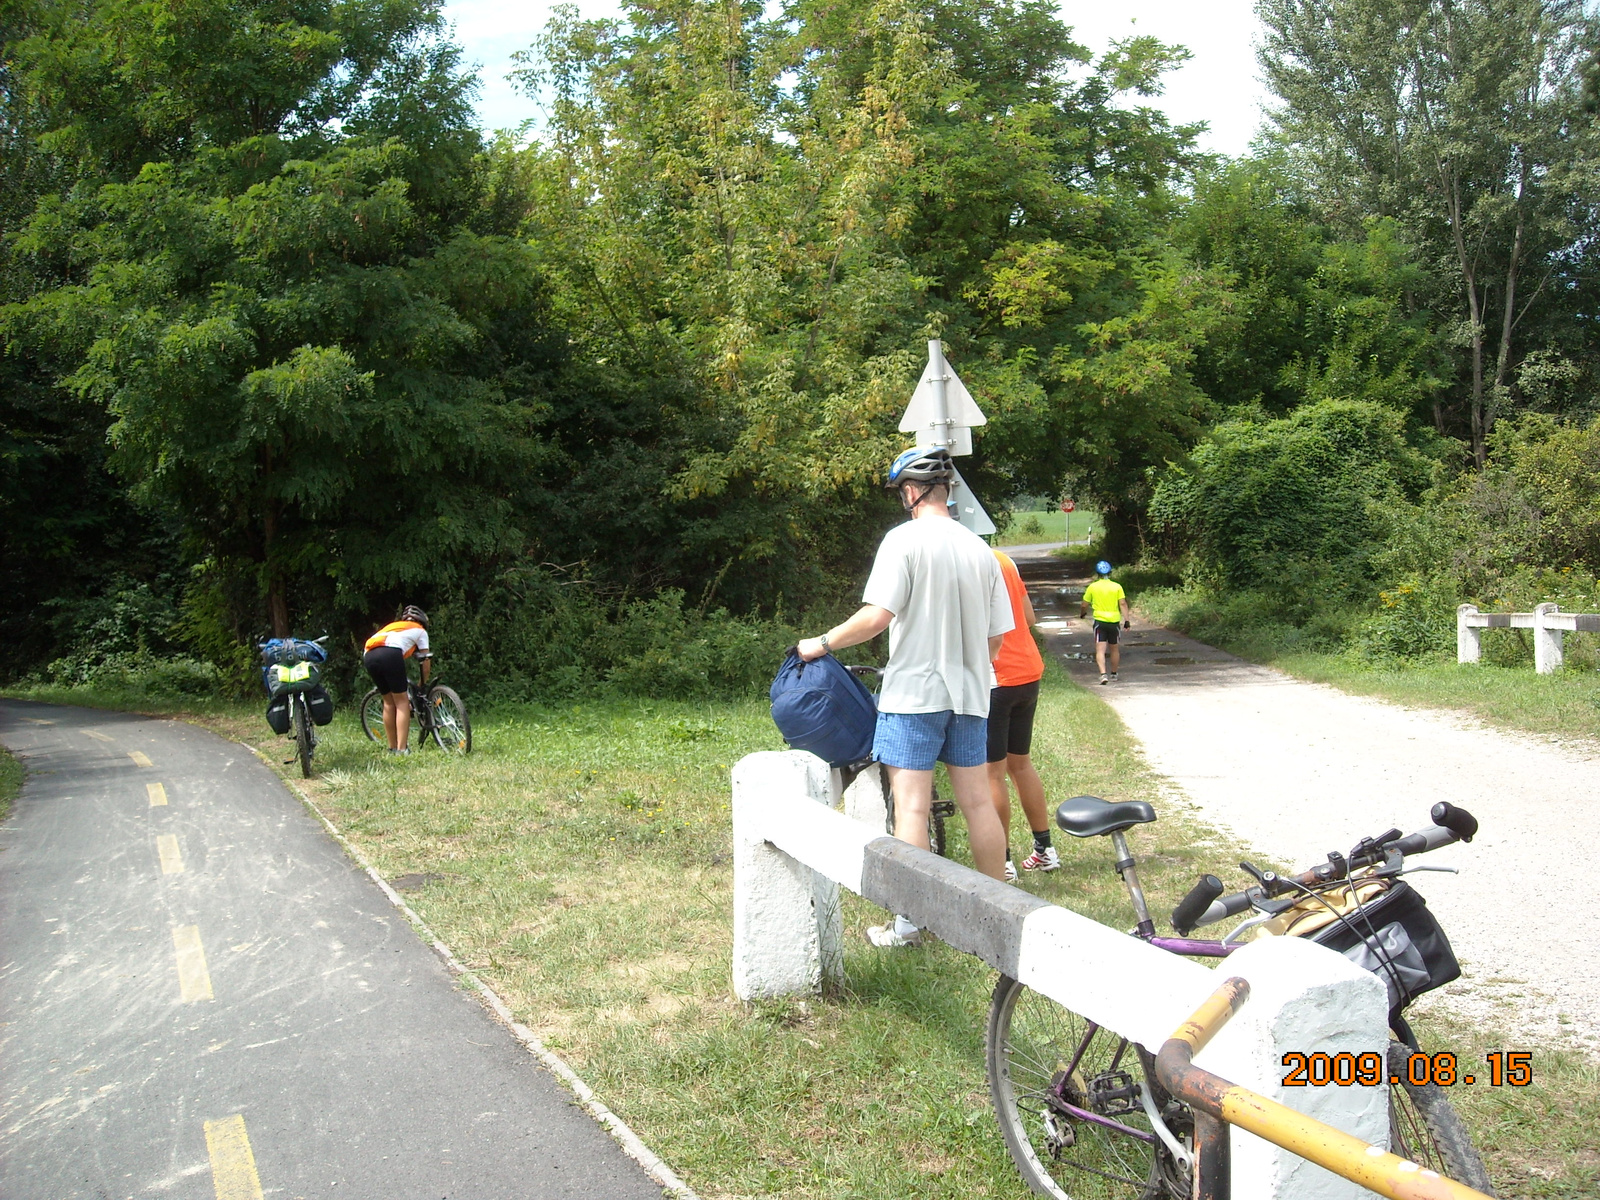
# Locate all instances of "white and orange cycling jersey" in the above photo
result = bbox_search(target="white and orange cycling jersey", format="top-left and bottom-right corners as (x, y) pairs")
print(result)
(364, 620), (430, 658)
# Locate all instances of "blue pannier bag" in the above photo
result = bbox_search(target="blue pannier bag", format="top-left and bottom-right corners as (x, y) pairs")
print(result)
(769, 650), (877, 767)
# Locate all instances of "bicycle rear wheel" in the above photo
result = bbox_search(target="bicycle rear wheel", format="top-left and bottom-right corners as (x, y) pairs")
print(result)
(360, 688), (385, 743)
(294, 696), (314, 778)
(1387, 1042), (1495, 1193)
(426, 685), (471, 754)
(987, 975), (1190, 1199)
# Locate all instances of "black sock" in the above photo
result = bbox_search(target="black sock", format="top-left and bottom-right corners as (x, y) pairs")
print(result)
(1032, 830), (1052, 853)
(1005, 846), (1014, 865)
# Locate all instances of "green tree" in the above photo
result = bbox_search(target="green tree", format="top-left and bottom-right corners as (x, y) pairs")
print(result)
(1258, 0), (1600, 464)
(514, 0), (1217, 567)
(4, 0), (565, 637)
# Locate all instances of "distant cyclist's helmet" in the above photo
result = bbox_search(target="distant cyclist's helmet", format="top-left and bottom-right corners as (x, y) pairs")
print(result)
(886, 446), (954, 489)
(1095, 560), (1113, 576)
(401, 605), (430, 628)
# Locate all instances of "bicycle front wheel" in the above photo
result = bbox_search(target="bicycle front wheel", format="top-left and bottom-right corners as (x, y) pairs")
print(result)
(294, 697), (314, 778)
(987, 975), (1190, 1200)
(426, 685), (471, 754)
(1387, 1042), (1496, 1193)
(359, 688), (385, 743)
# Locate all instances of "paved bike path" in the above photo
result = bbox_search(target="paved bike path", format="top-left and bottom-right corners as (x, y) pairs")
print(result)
(1010, 550), (1600, 1053)
(0, 699), (669, 1200)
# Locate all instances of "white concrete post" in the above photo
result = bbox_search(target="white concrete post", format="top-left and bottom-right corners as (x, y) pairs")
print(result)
(840, 762), (890, 833)
(1456, 603), (1481, 665)
(1198, 937), (1389, 1200)
(732, 751), (842, 1001)
(1534, 602), (1564, 674)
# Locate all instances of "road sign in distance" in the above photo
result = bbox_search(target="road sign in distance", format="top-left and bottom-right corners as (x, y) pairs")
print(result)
(1061, 500), (1075, 512)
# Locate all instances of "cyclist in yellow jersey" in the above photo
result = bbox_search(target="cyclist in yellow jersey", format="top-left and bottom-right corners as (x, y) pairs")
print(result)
(363, 605), (432, 752)
(1079, 561), (1130, 684)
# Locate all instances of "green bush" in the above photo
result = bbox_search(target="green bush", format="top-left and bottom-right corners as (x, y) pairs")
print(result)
(42, 650), (222, 698)
(1149, 400), (1447, 593)
(433, 567), (804, 704)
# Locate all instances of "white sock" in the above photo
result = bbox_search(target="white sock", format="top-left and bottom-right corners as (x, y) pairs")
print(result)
(893, 914), (919, 937)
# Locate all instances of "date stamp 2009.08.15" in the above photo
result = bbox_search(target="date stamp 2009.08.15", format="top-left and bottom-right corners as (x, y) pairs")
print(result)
(1281, 1051), (1532, 1088)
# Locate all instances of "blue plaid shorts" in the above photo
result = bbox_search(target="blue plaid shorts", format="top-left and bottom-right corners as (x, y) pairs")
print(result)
(873, 710), (988, 771)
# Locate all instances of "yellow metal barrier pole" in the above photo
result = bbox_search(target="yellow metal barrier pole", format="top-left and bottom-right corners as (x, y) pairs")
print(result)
(1154, 978), (1496, 1200)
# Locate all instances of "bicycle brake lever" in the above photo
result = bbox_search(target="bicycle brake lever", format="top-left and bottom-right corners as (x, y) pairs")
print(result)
(1397, 864), (1459, 876)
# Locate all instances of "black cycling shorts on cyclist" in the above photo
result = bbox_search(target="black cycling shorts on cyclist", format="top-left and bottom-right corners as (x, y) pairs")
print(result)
(364, 605), (431, 753)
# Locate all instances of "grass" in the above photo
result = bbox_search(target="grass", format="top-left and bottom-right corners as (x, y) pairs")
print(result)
(996, 508), (1098, 547)
(10, 667), (1593, 1196)
(1133, 587), (1600, 746)
(0, 744), (22, 822)
(1266, 653), (1600, 746)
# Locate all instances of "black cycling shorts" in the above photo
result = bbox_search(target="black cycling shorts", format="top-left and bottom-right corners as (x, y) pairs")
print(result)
(1093, 619), (1121, 645)
(987, 680), (1041, 763)
(364, 646), (409, 695)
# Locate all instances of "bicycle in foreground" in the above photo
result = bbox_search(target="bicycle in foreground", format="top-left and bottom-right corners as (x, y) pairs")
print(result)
(259, 635), (332, 778)
(360, 675), (471, 754)
(987, 795), (1496, 1199)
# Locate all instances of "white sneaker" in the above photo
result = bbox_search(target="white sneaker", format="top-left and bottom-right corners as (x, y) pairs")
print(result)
(1099, 673), (1109, 685)
(867, 918), (922, 948)
(1004, 860), (1018, 882)
(1021, 846), (1061, 872)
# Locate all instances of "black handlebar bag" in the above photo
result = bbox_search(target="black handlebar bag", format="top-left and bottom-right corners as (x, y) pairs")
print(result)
(1310, 880), (1460, 1014)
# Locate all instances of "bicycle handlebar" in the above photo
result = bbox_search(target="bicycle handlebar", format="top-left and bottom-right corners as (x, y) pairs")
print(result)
(1176, 805), (1480, 933)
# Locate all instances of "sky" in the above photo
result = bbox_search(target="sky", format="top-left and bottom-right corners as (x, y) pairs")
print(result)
(441, 0), (1272, 159)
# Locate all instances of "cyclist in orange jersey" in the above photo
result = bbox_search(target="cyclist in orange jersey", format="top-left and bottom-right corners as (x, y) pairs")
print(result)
(363, 605), (431, 753)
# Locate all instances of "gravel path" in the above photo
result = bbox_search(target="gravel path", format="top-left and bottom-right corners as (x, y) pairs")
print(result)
(1011, 549), (1600, 1052)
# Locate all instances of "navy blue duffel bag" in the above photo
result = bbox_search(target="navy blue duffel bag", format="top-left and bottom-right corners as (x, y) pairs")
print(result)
(769, 650), (878, 767)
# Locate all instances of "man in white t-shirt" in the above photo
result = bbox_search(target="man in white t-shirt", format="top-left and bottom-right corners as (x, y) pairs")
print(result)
(798, 447), (1013, 946)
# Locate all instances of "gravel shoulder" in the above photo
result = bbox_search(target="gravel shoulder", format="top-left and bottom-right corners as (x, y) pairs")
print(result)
(1011, 549), (1600, 1054)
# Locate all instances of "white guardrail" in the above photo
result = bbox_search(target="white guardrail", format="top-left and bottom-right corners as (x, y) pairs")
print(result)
(731, 750), (1390, 1200)
(1457, 602), (1600, 672)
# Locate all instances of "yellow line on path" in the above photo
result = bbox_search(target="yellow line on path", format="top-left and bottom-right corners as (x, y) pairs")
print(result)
(129, 751), (153, 767)
(172, 925), (213, 1001)
(148, 782), (168, 806)
(84, 729), (112, 742)
(157, 835), (184, 875)
(204, 1114), (264, 1200)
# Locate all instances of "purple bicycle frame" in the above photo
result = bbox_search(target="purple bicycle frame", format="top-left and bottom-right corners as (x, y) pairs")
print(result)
(1044, 935), (1236, 1141)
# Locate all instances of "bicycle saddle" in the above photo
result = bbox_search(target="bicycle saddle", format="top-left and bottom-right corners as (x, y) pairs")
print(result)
(1055, 795), (1157, 838)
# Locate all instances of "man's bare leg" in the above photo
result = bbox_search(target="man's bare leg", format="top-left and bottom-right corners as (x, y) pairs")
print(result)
(987, 760), (1012, 840)
(1006, 753), (1049, 833)
(885, 765), (934, 850)
(1110, 642), (1121, 675)
(1095, 637), (1108, 675)
(383, 694), (400, 750)
(947, 764), (1007, 880)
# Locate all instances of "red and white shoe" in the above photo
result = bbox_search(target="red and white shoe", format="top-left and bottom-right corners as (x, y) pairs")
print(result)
(1020, 847), (1061, 872)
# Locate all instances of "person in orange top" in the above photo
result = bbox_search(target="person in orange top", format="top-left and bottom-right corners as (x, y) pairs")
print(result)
(987, 551), (1059, 879)
(363, 605), (432, 753)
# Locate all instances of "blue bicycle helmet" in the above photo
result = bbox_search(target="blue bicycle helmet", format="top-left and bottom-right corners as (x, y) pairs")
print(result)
(1095, 560), (1113, 576)
(886, 446), (954, 488)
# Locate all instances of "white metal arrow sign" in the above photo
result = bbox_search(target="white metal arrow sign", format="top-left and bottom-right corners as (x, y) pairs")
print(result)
(898, 344), (987, 457)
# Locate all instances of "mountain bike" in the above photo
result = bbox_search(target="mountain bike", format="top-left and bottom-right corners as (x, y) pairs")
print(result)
(259, 635), (331, 779)
(987, 796), (1496, 1199)
(843, 665), (954, 856)
(360, 676), (471, 754)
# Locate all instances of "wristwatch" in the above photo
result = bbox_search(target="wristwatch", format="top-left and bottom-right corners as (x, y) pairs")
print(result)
(820, 633), (832, 653)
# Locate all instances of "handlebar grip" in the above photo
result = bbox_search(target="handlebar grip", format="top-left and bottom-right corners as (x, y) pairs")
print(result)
(1430, 801), (1478, 843)
(1170, 874), (1225, 934)
(1393, 824), (1460, 857)
(1192, 889), (1256, 930)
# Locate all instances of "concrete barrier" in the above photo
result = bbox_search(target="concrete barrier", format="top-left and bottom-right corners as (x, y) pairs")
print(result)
(731, 750), (1390, 1200)
(1458, 602), (1600, 672)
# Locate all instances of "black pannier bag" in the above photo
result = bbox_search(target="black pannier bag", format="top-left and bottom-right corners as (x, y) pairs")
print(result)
(306, 686), (334, 726)
(1310, 880), (1460, 1013)
(265, 693), (292, 735)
